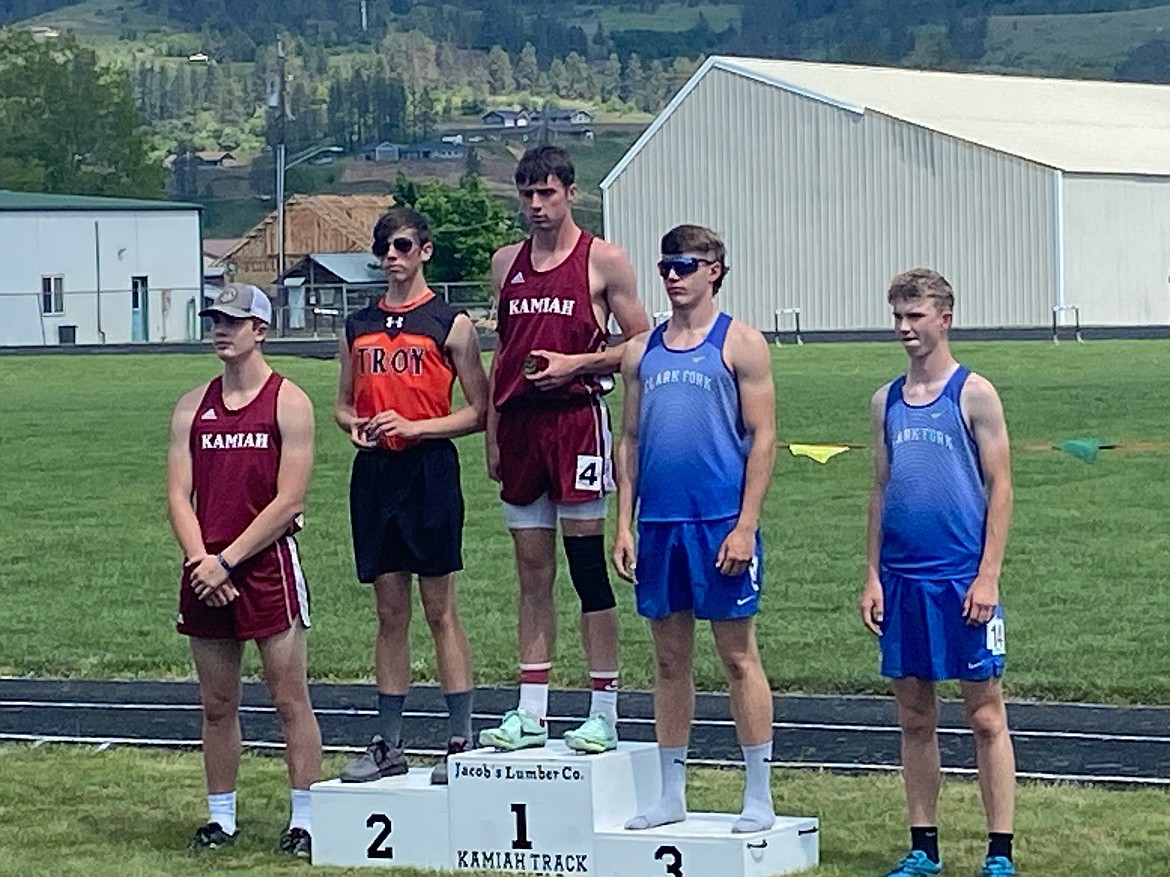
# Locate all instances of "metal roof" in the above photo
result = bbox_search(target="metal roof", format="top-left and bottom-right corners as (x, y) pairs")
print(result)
(603, 57), (1170, 186)
(283, 252), (384, 284)
(0, 190), (201, 212)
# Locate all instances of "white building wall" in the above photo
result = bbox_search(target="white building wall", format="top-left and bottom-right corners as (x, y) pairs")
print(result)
(603, 65), (1058, 331)
(1061, 174), (1170, 326)
(0, 209), (202, 346)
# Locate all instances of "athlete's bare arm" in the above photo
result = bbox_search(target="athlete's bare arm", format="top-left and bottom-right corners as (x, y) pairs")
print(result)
(167, 384), (211, 562)
(335, 335), (376, 448)
(717, 322), (776, 577)
(168, 383), (238, 607)
(188, 381), (316, 598)
(612, 332), (649, 582)
(528, 240), (649, 391)
(961, 373), (1013, 624)
(365, 313), (489, 442)
(859, 383), (892, 635)
(485, 243), (523, 481)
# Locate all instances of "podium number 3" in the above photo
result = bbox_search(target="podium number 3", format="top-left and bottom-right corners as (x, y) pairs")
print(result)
(655, 844), (683, 877)
(366, 813), (393, 859)
(510, 803), (533, 849)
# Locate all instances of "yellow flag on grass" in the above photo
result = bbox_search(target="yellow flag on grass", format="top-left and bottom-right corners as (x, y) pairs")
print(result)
(788, 444), (851, 464)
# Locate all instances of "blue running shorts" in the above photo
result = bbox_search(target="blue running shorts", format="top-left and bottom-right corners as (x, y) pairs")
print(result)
(634, 518), (763, 621)
(878, 571), (1006, 681)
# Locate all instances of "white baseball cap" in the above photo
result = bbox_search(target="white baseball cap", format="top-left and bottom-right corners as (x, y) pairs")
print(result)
(199, 283), (273, 324)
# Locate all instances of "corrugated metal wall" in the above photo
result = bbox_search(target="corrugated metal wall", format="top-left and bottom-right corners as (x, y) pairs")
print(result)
(604, 66), (1058, 331)
(1062, 175), (1170, 326)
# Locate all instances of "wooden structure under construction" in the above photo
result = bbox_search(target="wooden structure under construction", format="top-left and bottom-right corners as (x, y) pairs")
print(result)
(213, 194), (391, 285)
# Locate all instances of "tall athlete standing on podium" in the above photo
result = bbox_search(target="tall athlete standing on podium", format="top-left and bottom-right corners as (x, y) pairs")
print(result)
(860, 269), (1017, 877)
(613, 225), (777, 834)
(479, 145), (649, 754)
(335, 208), (489, 785)
(168, 282), (322, 857)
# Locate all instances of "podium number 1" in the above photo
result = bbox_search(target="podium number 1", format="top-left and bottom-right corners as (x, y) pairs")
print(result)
(510, 802), (533, 850)
(655, 844), (683, 877)
(366, 813), (393, 859)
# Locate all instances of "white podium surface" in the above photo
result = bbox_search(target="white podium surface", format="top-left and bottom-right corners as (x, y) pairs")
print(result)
(595, 813), (820, 877)
(311, 741), (821, 876)
(447, 741), (660, 874)
(311, 767), (450, 869)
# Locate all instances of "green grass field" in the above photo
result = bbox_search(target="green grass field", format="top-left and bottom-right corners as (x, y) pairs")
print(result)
(0, 746), (1165, 877)
(1, 340), (1167, 702)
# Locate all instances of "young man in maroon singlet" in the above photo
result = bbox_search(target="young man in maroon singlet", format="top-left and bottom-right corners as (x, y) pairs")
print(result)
(168, 282), (322, 858)
(480, 145), (650, 753)
(334, 207), (489, 785)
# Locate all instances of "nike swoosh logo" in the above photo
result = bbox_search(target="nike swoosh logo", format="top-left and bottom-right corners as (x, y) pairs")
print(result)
(968, 660), (985, 670)
(737, 595), (755, 606)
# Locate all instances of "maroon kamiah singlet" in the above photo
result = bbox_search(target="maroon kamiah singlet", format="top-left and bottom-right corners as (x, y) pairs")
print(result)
(189, 371), (285, 552)
(493, 230), (610, 410)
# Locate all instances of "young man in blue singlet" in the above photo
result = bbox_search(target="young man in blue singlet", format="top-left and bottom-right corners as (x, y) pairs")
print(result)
(860, 269), (1017, 877)
(613, 224), (777, 834)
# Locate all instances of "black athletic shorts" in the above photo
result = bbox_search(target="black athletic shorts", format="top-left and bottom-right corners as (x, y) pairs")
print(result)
(349, 439), (464, 581)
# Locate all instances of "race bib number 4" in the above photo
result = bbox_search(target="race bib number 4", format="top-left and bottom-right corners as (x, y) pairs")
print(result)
(575, 455), (603, 491)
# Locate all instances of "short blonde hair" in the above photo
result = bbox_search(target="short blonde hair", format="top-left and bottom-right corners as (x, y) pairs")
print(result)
(887, 268), (954, 312)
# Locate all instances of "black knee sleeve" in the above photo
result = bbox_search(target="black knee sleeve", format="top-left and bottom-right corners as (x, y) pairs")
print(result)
(563, 534), (615, 613)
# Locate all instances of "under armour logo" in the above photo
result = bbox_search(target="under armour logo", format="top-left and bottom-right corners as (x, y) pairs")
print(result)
(510, 272), (525, 284)
(386, 315), (404, 330)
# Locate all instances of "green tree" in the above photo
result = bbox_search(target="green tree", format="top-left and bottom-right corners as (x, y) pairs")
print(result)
(487, 45), (515, 94)
(515, 41), (538, 91)
(0, 31), (163, 197)
(598, 52), (622, 102)
(410, 175), (523, 284)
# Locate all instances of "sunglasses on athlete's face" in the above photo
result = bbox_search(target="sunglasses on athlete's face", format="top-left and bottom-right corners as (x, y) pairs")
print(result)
(372, 236), (416, 257)
(657, 255), (713, 279)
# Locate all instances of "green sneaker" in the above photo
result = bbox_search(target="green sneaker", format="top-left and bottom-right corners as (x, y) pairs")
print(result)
(564, 713), (618, 753)
(478, 708), (548, 751)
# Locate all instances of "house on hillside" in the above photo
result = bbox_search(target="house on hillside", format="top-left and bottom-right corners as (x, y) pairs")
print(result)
(603, 56), (1170, 332)
(399, 140), (467, 160)
(482, 109), (531, 127)
(193, 151), (237, 168)
(532, 108), (593, 126)
(213, 194), (391, 283)
(0, 190), (202, 346)
(362, 142), (401, 162)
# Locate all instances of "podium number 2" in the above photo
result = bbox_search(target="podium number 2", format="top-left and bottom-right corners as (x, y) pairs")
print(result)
(366, 813), (393, 859)
(510, 802), (533, 850)
(655, 844), (683, 877)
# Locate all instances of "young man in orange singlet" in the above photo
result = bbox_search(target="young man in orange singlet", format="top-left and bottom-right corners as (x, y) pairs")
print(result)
(335, 207), (489, 785)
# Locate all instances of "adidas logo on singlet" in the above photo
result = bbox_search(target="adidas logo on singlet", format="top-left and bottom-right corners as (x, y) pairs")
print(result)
(200, 409), (217, 421)
(510, 271), (525, 284)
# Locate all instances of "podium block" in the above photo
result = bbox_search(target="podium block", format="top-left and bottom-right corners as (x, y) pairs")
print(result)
(311, 768), (450, 869)
(447, 741), (660, 874)
(595, 814), (819, 877)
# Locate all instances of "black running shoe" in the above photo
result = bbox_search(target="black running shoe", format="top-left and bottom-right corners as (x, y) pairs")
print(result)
(339, 734), (408, 782)
(430, 736), (473, 785)
(188, 821), (239, 852)
(278, 826), (312, 858)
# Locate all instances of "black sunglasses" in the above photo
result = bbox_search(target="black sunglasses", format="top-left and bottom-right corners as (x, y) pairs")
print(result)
(372, 236), (416, 257)
(657, 255), (713, 278)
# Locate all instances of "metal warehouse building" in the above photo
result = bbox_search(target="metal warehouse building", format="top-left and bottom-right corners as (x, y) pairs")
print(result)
(0, 191), (203, 346)
(601, 58), (1170, 333)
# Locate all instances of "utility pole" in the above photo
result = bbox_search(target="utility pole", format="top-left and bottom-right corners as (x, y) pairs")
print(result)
(361, 0), (368, 32)
(275, 35), (288, 278)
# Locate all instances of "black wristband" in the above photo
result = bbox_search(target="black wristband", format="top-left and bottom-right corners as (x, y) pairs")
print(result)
(216, 553), (233, 574)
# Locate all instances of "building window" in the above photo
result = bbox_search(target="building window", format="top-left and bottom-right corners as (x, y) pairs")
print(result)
(41, 276), (64, 315)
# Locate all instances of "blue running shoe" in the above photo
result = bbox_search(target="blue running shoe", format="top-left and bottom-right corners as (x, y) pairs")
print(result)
(885, 850), (944, 876)
(980, 856), (1016, 877)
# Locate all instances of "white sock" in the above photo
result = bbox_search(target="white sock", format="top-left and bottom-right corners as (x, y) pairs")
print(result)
(519, 683), (549, 718)
(289, 789), (312, 832)
(589, 671), (619, 724)
(625, 746), (687, 830)
(733, 741), (775, 833)
(208, 791), (237, 835)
